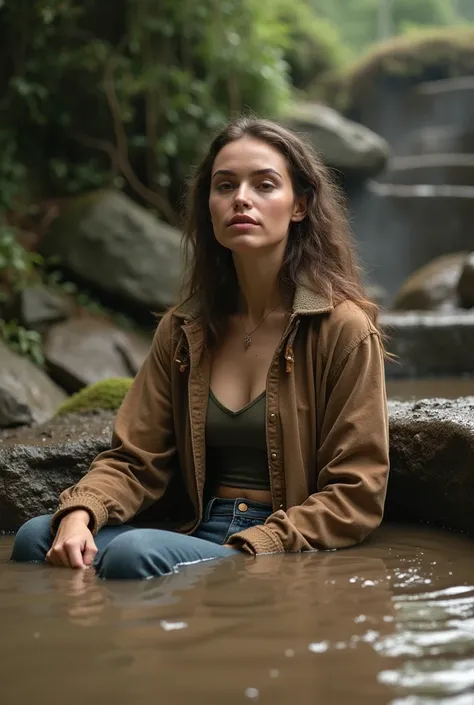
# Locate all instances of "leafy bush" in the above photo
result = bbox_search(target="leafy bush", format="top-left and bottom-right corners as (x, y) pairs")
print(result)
(0, 319), (44, 366)
(0, 0), (294, 224)
(56, 377), (133, 415)
(281, 7), (348, 90)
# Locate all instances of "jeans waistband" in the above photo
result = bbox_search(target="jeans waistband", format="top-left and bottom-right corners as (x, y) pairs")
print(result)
(203, 497), (272, 523)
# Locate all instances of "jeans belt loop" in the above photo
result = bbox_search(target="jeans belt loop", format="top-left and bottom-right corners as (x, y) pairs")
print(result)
(203, 497), (216, 522)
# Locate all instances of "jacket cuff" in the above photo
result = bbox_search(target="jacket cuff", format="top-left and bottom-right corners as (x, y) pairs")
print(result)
(227, 525), (285, 555)
(51, 494), (108, 536)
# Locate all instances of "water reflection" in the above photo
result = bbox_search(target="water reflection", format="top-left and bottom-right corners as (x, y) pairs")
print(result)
(1, 524), (474, 705)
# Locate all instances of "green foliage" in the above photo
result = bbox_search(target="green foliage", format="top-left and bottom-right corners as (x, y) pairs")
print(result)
(0, 319), (45, 366)
(56, 377), (133, 415)
(280, 4), (348, 89)
(0, 0), (295, 223)
(309, 0), (464, 57)
(0, 226), (43, 297)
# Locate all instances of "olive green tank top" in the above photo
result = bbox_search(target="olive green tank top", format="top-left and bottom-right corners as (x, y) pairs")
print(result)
(205, 390), (271, 491)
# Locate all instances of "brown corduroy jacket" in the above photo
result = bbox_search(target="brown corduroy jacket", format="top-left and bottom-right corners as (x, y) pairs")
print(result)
(52, 285), (390, 555)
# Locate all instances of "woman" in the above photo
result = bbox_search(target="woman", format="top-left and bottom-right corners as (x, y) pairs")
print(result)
(12, 117), (390, 580)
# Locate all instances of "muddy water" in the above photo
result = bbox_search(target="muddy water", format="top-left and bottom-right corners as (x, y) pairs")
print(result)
(386, 376), (474, 400)
(1, 524), (474, 705)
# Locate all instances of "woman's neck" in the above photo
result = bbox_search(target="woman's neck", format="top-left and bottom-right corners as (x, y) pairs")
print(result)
(233, 253), (289, 324)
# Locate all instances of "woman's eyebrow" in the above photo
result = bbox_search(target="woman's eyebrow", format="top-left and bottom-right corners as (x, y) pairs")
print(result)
(211, 168), (282, 179)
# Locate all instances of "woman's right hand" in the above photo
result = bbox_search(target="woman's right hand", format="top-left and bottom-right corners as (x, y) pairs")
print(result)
(46, 509), (98, 569)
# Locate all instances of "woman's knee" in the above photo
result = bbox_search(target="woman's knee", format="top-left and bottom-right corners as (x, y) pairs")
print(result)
(11, 515), (53, 563)
(95, 529), (233, 580)
(95, 530), (163, 580)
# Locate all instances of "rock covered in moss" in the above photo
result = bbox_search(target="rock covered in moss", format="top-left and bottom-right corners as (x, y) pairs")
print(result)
(330, 27), (474, 117)
(56, 377), (132, 416)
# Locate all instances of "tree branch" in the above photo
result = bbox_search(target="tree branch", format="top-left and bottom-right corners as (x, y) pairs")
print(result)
(100, 36), (179, 226)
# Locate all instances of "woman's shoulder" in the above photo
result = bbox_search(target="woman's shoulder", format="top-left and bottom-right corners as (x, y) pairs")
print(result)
(322, 300), (378, 334)
(315, 300), (380, 360)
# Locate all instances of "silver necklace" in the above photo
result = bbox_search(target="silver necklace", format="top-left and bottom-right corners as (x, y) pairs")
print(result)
(240, 304), (281, 350)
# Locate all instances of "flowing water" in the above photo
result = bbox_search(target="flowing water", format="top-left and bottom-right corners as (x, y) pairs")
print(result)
(1, 524), (474, 705)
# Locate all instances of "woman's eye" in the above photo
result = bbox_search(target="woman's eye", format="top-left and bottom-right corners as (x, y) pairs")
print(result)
(216, 182), (233, 192)
(258, 181), (275, 191)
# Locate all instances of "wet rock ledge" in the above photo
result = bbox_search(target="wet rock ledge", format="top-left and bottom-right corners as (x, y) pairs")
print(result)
(1, 398), (473, 537)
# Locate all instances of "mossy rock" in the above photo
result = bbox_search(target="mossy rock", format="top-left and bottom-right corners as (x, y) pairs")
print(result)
(56, 377), (132, 416)
(318, 27), (474, 114)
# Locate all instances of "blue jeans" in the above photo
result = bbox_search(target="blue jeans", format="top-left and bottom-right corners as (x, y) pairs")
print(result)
(10, 498), (272, 580)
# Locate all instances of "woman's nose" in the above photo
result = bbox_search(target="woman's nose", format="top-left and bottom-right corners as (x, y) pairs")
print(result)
(233, 184), (252, 209)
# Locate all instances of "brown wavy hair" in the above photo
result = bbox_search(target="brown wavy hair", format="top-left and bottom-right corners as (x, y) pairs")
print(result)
(182, 116), (384, 349)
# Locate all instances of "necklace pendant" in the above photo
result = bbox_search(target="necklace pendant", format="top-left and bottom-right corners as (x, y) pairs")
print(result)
(244, 334), (252, 350)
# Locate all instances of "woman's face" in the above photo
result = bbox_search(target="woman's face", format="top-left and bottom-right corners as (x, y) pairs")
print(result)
(208, 137), (306, 255)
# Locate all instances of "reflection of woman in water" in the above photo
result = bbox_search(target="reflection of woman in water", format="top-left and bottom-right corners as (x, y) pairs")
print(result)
(12, 117), (390, 580)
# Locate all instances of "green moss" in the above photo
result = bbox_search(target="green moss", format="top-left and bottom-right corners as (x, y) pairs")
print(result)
(318, 26), (474, 113)
(56, 377), (133, 416)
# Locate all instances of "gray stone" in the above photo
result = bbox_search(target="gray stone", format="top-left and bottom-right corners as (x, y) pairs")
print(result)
(0, 341), (67, 428)
(284, 102), (389, 179)
(1, 399), (474, 537)
(392, 252), (467, 311)
(458, 252), (474, 308)
(44, 316), (152, 393)
(19, 286), (72, 331)
(0, 411), (114, 529)
(385, 397), (474, 537)
(382, 310), (474, 378)
(39, 189), (183, 313)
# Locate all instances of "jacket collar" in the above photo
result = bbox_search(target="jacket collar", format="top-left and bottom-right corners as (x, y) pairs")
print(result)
(173, 284), (333, 322)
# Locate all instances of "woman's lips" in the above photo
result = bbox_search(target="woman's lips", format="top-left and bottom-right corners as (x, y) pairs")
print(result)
(227, 222), (260, 230)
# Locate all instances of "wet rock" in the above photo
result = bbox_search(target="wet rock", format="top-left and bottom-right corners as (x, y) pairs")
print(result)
(392, 253), (467, 311)
(0, 341), (67, 428)
(44, 316), (152, 393)
(386, 397), (474, 537)
(0, 411), (114, 529)
(284, 102), (389, 179)
(1, 399), (474, 536)
(39, 189), (183, 314)
(458, 252), (474, 308)
(382, 310), (474, 378)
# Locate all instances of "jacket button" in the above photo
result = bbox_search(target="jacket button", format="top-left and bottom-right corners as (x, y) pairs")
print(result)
(271, 452), (277, 461)
(269, 413), (276, 422)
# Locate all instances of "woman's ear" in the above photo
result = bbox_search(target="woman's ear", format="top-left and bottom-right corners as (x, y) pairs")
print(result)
(291, 195), (308, 223)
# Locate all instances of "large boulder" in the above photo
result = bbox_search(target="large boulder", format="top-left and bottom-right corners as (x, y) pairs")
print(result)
(382, 310), (474, 378)
(385, 397), (474, 536)
(43, 316), (152, 393)
(1, 399), (474, 536)
(458, 252), (474, 308)
(0, 411), (113, 528)
(0, 341), (67, 428)
(39, 189), (183, 315)
(392, 252), (467, 311)
(284, 102), (389, 179)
